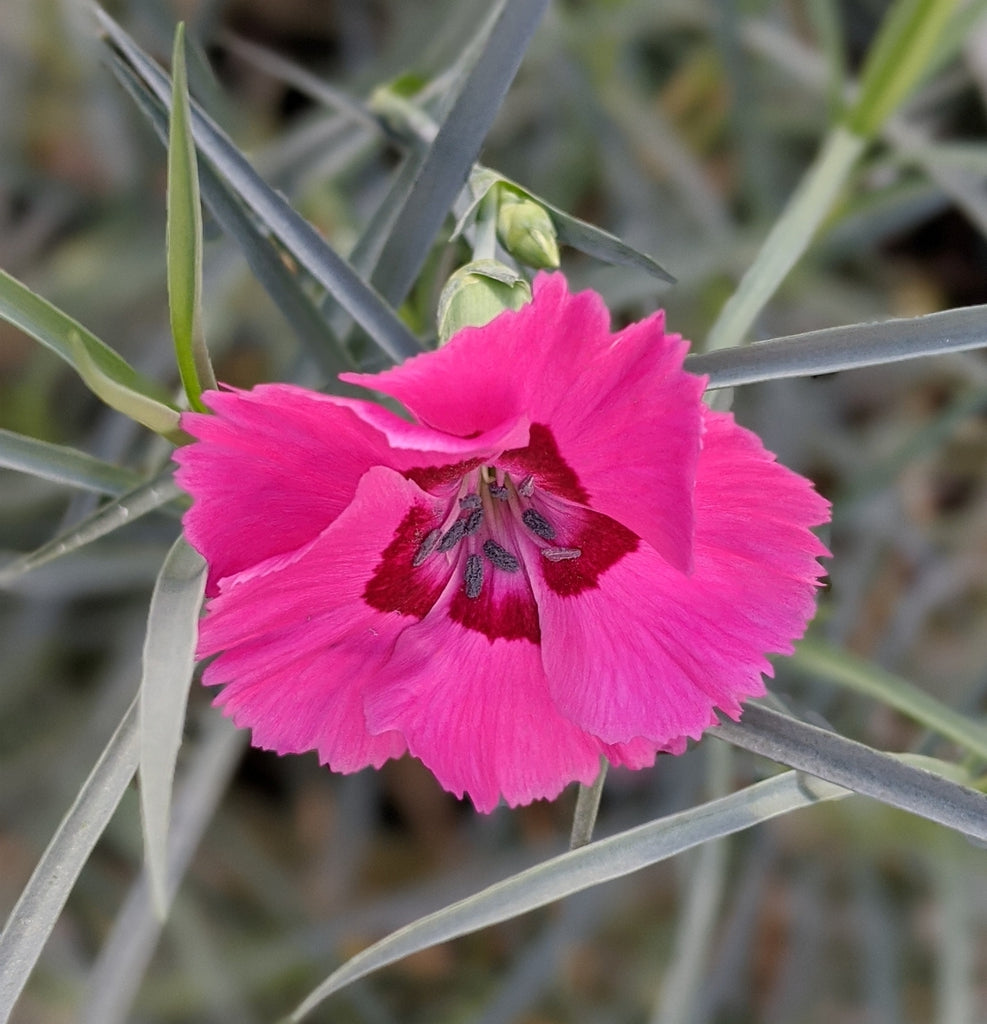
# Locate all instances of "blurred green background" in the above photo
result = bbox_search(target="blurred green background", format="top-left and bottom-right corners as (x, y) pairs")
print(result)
(3, 1), (987, 1022)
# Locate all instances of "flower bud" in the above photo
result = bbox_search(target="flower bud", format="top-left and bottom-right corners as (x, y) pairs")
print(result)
(495, 188), (560, 270)
(437, 260), (532, 345)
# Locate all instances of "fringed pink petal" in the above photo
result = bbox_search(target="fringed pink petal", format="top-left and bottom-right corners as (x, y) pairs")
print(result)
(363, 603), (603, 812)
(207, 641), (405, 771)
(534, 409), (830, 745)
(328, 394), (530, 458)
(175, 384), (392, 593)
(198, 466), (444, 772)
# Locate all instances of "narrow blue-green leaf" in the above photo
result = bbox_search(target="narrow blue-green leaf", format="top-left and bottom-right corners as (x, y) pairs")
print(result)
(0, 428), (141, 495)
(0, 697), (139, 1024)
(0, 474), (183, 586)
(569, 760), (608, 850)
(0, 268), (181, 439)
(704, 126), (866, 352)
(793, 640), (987, 763)
(108, 54), (354, 379)
(716, 703), (987, 840)
(845, 0), (958, 140)
(550, 201), (676, 282)
(167, 22), (214, 411)
(689, 303), (987, 390)
(139, 535), (207, 918)
(345, 8), (512, 284)
(82, 718), (245, 1024)
(364, 0), (550, 306)
(218, 32), (675, 288)
(95, 5), (421, 364)
(287, 749), (971, 1020)
(288, 770), (850, 1019)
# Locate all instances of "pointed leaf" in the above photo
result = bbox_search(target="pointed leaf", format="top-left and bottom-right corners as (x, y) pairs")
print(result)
(96, 6), (422, 364)
(108, 55), (355, 380)
(0, 268), (181, 438)
(139, 535), (208, 917)
(846, 0), (959, 140)
(690, 303), (987, 389)
(288, 771), (849, 1018)
(0, 428), (141, 495)
(0, 474), (183, 585)
(167, 22), (215, 411)
(82, 718), (244, 1024)
(0, 698), (139, 1023)
(286, 751), (971, 1019)
(207, 32), (676, 290)
(460, 169), (676, 283)
(364, 0), (551, 306)
(717, 703), (987, 841)
(550, 201), (676, 283)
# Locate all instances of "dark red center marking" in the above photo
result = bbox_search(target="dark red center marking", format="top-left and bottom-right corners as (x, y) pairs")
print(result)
(363, 503), (446, 618)
(363, 424), (639, 642)
(501, 423), (589, 504)
(448, 581), (541, 643)
(540, 508), (638, 597)
(405, 457), (483, 492)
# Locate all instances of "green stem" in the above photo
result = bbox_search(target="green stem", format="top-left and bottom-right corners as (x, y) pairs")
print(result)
(705, 125), (865, 353)
(651, 743), (731, 1024)
(846, 0), (959, 139)
(569, 758), (608, 850)
(472, 188), (500, 262)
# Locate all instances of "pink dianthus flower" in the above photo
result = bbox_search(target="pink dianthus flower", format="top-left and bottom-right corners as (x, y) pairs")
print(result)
(174, 273), (830, 812)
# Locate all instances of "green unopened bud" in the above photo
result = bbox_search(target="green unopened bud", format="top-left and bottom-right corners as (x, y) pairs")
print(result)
(495, 188), (560, 270)
(437, 260), (532, 345)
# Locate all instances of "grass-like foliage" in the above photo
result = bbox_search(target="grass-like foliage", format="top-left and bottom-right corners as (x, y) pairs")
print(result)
(2, 1), (987, 1021)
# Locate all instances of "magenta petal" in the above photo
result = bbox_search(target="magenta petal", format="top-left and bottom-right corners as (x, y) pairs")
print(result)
(175, 384), (394, 593)
(198, 466), (446, 772)
(329, 395), (531, 458)
(364, 606), (603, 812)
(206, 641), (405, 771)
(602, 735), (665, 769)
(534, 409), (830, 746)
(342, 274), (609, 436)
(533, 308), (705, 572)
(344, 274), (704, 571)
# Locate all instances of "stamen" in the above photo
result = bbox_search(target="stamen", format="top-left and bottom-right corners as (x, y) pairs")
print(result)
(459, 494), (482, 510)
(412, 528), (442, 567)
(541, 547), (582, 562)
(521, 507), (556, 541)
(464, 507), (484, 535)
(483, 539), (520, 573)
(518, 475), (535, 497)
(438, 519), (468, 552)
(464, 554), (484, 598)
(488, 484), (509, 501)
